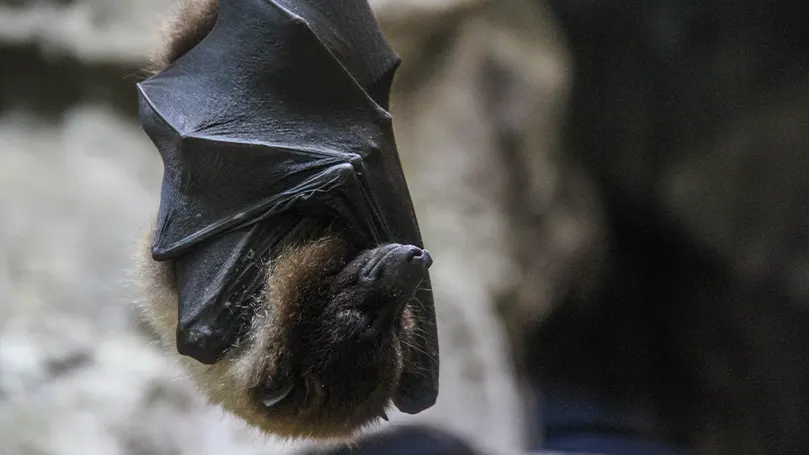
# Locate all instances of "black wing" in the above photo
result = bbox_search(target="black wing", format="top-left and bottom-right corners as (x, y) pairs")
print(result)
(137, 0), (438, 414)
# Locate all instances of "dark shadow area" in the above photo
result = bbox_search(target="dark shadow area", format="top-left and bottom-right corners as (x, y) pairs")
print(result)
(523, 1), (809, 454)
(0, 45), (143, 120)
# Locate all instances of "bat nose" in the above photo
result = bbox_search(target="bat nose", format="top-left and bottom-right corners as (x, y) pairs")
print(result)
(406, 247), (433, 269)
(370, 245), (431, 291)
(361, 244), (432, 280)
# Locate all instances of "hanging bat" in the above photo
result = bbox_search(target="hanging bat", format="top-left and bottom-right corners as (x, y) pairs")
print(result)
(134, 0), (439, 439)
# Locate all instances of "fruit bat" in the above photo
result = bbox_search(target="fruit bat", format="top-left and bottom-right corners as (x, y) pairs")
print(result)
(134, 0), (439, 435)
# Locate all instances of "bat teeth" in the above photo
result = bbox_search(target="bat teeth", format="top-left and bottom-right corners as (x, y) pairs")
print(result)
(378, 409), (389, 421)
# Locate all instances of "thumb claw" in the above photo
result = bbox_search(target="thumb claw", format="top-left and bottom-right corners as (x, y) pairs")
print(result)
(257, 382), (294, 408)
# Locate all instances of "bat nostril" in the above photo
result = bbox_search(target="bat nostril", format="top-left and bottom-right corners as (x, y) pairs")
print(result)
(406, 246), (423, 262)
(361, 301), (401, 338)
(407, 247), (433, 269)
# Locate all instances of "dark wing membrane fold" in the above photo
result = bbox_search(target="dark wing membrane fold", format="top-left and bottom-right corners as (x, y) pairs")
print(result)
(271, 0), (401, 109)
(137, 0), (397, 256)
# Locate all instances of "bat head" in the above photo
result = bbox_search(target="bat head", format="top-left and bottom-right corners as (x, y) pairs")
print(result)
(252, 237), (432, 433)
(135, 226), (433, 440)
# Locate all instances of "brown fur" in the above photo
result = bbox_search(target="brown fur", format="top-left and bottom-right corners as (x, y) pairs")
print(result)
(136, 1), (418, 440)
(144, 0), (220, 75)
(135, 225), (402, 440)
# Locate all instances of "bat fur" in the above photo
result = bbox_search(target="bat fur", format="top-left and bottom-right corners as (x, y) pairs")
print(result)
(136, 224), (416, 440)
(145, 0), (220, 76)
(135, 0), (426, 440)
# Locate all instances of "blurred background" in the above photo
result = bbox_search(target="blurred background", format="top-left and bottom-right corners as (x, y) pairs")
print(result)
(1, 1), (808, 454)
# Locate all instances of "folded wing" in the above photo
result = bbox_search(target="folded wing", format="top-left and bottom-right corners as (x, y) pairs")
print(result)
(137, 0), (438, 413)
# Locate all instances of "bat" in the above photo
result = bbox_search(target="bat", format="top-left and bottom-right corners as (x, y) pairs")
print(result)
(134, 0), (439, 439)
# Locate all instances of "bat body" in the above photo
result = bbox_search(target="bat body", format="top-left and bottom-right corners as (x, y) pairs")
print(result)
(135, 0), (439, 438)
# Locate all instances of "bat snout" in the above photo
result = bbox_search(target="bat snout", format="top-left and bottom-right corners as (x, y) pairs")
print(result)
(360, 244), (432, 286)
(388, 246), (432, 284)
(408, 247), (433, 269)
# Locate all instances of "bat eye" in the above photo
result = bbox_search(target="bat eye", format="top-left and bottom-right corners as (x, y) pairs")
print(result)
(359, 298), (399, 338)
(360, 313), (384, 340)
(364, 313), (379, 334)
